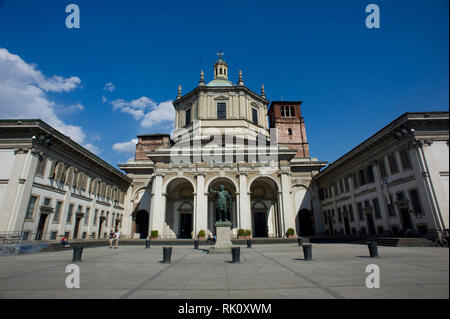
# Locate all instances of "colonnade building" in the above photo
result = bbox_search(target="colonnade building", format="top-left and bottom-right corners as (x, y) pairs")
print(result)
(0, 120), (131, 241)
(311, 112), (449, 239)
(119, 56), (326, 239)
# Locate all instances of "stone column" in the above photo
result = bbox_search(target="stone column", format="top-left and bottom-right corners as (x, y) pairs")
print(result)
(238, 172), (251, 230)
(280, 171), (295, 235)
(149, 173), (165, 238)
(194, 173), (207, 237)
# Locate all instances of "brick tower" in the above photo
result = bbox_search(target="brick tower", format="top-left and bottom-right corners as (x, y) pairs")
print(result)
(268, 101), (310, 157)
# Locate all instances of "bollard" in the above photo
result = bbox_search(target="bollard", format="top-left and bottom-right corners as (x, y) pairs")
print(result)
(145, 240), (151, 248)
(231, 247), (240, 263)
(163, 247), (172, 263)
(72, 246), (84, 262)
(247, 239), (252, 248)
(194, 240), (199, 249)
(368, 242), (379, 258)
(298, 237), (304, 246)
(302, 243), (312, 260)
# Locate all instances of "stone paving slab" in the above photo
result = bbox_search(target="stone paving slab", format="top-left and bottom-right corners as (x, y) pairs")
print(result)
(0, 244), (447, 299)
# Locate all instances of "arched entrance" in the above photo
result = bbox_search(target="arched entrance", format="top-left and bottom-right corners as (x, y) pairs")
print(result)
(131, 188), (151, 239)
(207, 178), (237, 235)
(249, 177), (281, 238)
(298, 209), (314, 236)
(135, 210), (149, 239)
(165, 178), (194, 239)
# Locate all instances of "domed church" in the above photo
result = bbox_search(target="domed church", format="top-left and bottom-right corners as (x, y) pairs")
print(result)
(119, 55), (326, 239)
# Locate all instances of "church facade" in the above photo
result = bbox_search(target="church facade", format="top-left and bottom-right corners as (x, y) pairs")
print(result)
(119, 56), (326, 239)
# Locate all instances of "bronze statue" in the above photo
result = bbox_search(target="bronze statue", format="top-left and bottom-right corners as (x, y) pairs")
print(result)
(209, 184), (232, 222)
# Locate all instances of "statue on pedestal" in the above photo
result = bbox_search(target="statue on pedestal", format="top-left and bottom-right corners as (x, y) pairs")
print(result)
(209, 184), (232, 222)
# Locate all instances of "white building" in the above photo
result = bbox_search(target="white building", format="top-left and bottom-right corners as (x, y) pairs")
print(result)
(312, 112), (449, 239)
(0, 119), (131, 241)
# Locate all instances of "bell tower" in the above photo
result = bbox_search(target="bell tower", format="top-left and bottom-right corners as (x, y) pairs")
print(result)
(268, 101), (310, 158)
(214, 52), (228, 80)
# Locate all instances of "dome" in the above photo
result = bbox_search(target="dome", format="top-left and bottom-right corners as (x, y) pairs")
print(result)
(206, 78), (236, 87)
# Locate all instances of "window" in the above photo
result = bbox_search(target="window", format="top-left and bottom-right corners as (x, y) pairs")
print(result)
(319, 188), (325, 200)
(85, 207), (90, 225)
(338, 208), (342, 222)
(344, 177), (350, 193)
(252, 108), (258, 125)
(366, 166), (375, 183)
(289, 106), (295, 117)
(372, 198), (381, 219)
(399, 149), (412, 170)
(409, 189), (423, 215)
(43, 197), (51, 207)
(185, 108), (191, 126)
(281, 106), (285, 117)
(217, 103), (226, 119)
(339, 179), (344, 194)
(348, 205), (354, 222)
(358, 170), (366, 186)
(36, 156), (47, 176)
(25, 196), (38, 219)
(396, 192), (405, 201)
(82, 232), (87, 239)
(378, 159), (388, 178)
(287, 128), (292, 136)
(53, 201), (63, 223)
(357, 202), (364, 221)
(388, 153), (399, 174)
(66, 204), (74, 223)
(360, 227), (367, 235)
(352, 174), (359, 189)
(50, 232), (57, 240)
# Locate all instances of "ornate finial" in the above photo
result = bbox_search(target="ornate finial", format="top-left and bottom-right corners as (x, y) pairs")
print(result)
(177, 85), (182, 99)
(199, 70), (205, 85)
(238, 70), (244, 86)
(261, 84), (265, 98)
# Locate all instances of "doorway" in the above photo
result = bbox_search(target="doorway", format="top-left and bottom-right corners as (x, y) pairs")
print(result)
(35, 213), (48, 240)
(253, 212), (268, 237)
(135, 210), (149, 239)
(366, 213), (376, 235)
(343, 216), (351, 235)
(179, 213), (192, 238)
(399, 208), (413, 230)
(298, 209), (314, 236)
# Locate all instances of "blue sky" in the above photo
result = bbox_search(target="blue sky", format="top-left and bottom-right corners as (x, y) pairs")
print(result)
(0, 0), (448, 168)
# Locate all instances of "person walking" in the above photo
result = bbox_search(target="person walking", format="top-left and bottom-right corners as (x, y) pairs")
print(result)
(114, 229), (120, 249)
(109, 229), (115, 248)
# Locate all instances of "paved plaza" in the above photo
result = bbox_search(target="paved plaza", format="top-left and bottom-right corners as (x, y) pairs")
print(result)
(0, 243), (448, 299)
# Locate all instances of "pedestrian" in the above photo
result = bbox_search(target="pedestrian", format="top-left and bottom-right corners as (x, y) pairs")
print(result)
(61, 235), (70, 248)
(114, 229), (120, 249)
(109, 229), (115, 248)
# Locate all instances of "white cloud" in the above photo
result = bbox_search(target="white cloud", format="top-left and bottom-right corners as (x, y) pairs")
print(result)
(84, 143), (101, 155)
(0, 47), (86, 144)
(103, 82), (115, 92)
(110, 97), (174, 128)
(112, 138), (138, 154)
(102, 95), (107, 103)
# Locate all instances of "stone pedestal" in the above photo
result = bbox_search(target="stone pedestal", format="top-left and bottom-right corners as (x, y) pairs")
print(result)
(208, 221), (232, 254)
